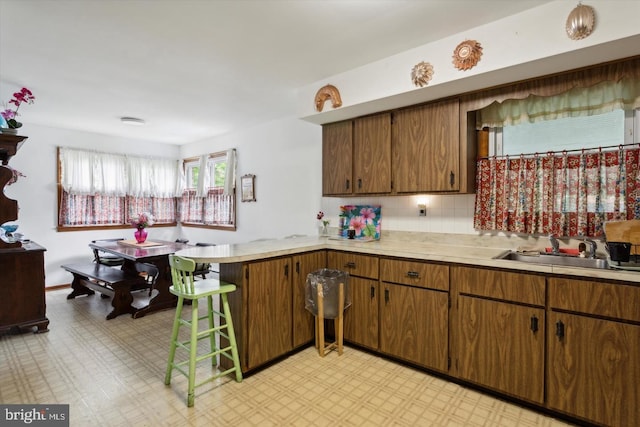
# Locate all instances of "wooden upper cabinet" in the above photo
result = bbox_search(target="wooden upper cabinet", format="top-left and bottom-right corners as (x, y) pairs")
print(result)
(392, 99), (460, 192)
(322, 120), (353, 195)
(353, 113), (391, 194)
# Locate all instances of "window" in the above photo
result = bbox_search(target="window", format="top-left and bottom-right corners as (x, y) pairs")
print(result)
(57, 147), (236, 231)
(179, 150), (236, 229)
(474, 78), (640, 237)
(57, 147), (179, 230)
(490, 109), (629, 157)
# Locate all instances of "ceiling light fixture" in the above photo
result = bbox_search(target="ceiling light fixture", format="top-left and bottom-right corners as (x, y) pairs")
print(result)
(120, 116), (146, 126)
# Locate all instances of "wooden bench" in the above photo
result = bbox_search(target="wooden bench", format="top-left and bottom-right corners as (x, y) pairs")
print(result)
(62, 263), (156, 320)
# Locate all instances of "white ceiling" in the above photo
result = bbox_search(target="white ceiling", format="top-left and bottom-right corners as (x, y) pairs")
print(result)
(0, 0), (552, 145)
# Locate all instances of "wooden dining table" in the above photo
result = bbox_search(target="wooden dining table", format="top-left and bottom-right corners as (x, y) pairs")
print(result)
(89, 239), (190, 318)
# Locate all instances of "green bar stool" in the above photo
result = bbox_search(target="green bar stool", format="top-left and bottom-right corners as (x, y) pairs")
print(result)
(164, 255), (242, 407)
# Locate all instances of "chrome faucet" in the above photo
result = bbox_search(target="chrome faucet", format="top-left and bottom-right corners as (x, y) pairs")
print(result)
(549, 234), (560, 254)
(584, 238), (598, 259)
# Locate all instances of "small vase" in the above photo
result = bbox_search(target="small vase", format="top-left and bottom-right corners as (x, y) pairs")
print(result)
(320, 223), (329, 237)
(0, 128), (18, 135)
(134, 228), (147, 243)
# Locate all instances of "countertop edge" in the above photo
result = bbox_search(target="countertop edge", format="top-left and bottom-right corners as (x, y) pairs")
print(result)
(174, 237), (640, 284)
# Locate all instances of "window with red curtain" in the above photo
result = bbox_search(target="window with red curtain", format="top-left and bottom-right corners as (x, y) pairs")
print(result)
(57, 147), (179, 229)
(178, 150), (236, 228)
(474, 146), (640, 237)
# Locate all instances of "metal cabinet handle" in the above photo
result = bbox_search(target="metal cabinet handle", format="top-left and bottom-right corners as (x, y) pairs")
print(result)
(530, 316), (539, 333)
(345, 262), (356, 269)
(346, 179), (350, 190)
(450, 171), (455, 187)
(357, 178), (362, 189)
(555, 320), (565, 339)
(406, 271), (420, 278)
(384, 289), (390, 304)
(370, 286), (375, 299)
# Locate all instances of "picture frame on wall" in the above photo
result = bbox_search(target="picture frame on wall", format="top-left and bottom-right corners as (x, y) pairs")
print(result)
(241, 174), (256, 202)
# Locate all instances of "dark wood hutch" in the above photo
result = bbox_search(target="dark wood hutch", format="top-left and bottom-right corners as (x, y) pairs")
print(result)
(0, 133), (49, 335)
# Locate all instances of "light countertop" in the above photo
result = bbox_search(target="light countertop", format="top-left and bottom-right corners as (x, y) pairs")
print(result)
(175, 235), (640, 285)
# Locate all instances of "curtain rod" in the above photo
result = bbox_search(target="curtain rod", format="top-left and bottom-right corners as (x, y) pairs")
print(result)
(480, 142), (640, 160)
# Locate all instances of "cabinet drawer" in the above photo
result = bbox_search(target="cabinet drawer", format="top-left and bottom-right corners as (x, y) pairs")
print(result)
(454, 266), (545, 306)
(380, 258), (449, 291)
(327, 251), (378, 279)
(548, 277), (640, 322)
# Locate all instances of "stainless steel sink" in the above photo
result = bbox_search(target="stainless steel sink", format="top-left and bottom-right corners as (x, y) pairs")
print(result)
(494, 251), (609, 269)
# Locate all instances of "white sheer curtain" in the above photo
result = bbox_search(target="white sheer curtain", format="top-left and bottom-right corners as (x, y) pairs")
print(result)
(60, 148), (127, 195)
(60, 147), (181, 197)
(195, 154), (210, 197)
(128, 156), (180, 197)
(224, 148), (236, 196)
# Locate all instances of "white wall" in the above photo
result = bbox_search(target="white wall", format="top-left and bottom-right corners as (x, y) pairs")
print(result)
(320, 194), (477, 237)
(298, 0), (640, 123)
(178, 116), (322, 244)
(7, 124), (180, 286)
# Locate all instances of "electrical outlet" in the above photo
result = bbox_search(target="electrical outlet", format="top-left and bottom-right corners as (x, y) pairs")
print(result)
(418, 204), (426, 216)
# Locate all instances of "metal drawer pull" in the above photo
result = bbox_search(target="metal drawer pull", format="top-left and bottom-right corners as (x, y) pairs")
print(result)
(530, 316), (539, 333)
(406, 271), (420, 278)
(345, 262), (356, 268)
(370, 286), (375, 299)
(384, 289), (389, 303)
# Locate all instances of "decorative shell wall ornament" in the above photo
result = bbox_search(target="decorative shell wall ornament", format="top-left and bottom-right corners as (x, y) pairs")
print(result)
(314, 84), (342, 112)
(565, 2), (595, 40)
(411, 61), (434, 87)
(452, 40), (483, 71)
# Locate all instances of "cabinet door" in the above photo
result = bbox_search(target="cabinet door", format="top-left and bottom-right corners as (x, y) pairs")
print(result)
(457, 295), (544, 404)
(344, 277), (379, 350)
(353, 113), (391, 194)
(246, 258), (292, 369)
(380, 283), (448, 372)
(322, 121), (353, 195)
(393, 99), (460, 192)
(0, 249), (47, 332)
(547, 311), (640, 427)
(291, 251), (327, 348)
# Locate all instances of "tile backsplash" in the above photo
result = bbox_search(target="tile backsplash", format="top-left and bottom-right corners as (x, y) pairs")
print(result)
(321, 194), (477, 235)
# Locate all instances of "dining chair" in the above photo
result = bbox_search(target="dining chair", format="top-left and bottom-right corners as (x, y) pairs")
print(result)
(134, 262), (160, 296)
(92, 238), (125, 267)
(165, 255), (242, 407)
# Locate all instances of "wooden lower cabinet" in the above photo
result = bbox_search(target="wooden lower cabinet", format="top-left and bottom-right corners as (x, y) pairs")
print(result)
(457, 296), (545, 404)
(547, 311), (640, 427)
(0, 244), (49, 335)
(245, 257), (293, 370)
(344, 277), (379, 350)
(547, 276), (640, 426)
(380, 283), (448, 371)
(291, 251), (327, 348)
(452, 266), (546, 404)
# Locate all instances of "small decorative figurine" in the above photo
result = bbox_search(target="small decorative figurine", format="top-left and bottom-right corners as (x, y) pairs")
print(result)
(314, 84), (342, 112)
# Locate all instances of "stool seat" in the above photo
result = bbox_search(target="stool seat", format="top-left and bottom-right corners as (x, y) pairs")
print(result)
(168, 279), (235, 299)
(165, 255), (242, 407)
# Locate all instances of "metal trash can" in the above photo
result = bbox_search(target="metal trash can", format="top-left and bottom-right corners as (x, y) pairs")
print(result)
(305, 268), (351, 319)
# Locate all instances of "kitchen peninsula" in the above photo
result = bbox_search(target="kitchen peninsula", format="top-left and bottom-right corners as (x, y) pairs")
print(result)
(176, 233), (640, 427)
